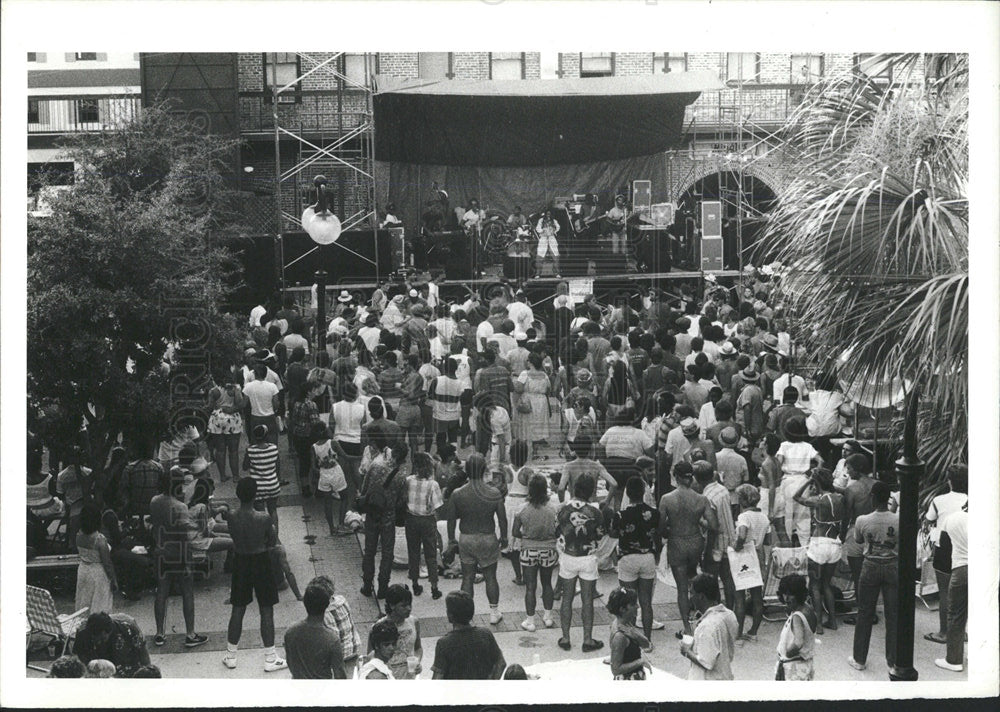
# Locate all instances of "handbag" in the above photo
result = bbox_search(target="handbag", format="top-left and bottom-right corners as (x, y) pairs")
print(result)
(727, 544), (764, 591)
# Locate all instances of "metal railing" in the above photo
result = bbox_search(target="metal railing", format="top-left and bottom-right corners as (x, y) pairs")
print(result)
(238, 90), (371, 134)
(27, 95), (141, 134)
(687, 84), (811, 130)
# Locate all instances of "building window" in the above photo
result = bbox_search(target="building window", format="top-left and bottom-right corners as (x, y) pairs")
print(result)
(75, 52), (98, 61)
(28, 52), (37, 62)
(263, 52), (301, 103)
(342, 53), (368, 87)
(580, 52), (614, 78)
(539, 51), (561, 80)
(653, 53), (687, 74)
(791, 54), (824, 83)
(77, 99), (100, 124)
(490, 52), (524, 80)
(418, 52), (452, 80)
(28, 99), (40, 123)
(855, 53), (892, 82)
(726, 53), (760, 83)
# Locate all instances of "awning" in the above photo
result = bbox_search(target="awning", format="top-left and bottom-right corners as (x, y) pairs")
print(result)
(373, 70), (722, 167)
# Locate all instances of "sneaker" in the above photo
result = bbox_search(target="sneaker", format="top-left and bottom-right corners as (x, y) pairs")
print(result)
(542, 614), (555, 629)
(847, 656), (867, 671)
(263, 657), (288, 673)
(184, 634), (208, 649)
(153, 634), (166, 647)
(521, 618), (536, 632)
(222, 655), (237, 669)
(934, 658), (963, 672)
(489, 609), (503, 625)
(651, 619), (665, 631)
(602, 656), (611, 665)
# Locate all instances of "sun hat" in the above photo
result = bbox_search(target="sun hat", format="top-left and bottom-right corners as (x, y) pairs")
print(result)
(785, 416), (809, 440)
(575, 369), (593, 386)
(720, 341), (737, 357)
(337, 290), (352, 304)
(760, 333), (779, 350)
(408, 288), (419, 298)
(741, 367), (759, 381)
(514, 331), (528, 342)
(719, 427), (739, 447)
(680, 417), (699, 435)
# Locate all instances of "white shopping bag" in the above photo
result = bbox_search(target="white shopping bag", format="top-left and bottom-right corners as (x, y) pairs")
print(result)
(727, 545), (764, 591)
(655, 544), (675, 588)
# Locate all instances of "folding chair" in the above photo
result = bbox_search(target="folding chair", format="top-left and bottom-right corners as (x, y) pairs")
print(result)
(25, 585), (89, 673)
(762, 546), (809, 621)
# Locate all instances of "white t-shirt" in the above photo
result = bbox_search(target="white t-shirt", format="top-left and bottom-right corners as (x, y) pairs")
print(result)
(359, 326), (382, 353)
(772, 373), (807, 404)
(698, 402), (717, 439)
(283, 332), (310, 355)
(806, 390), (844, 437)
(427, 281), (439, 309)
(777, 440), (818, 475)
(926, 491), (968, 545)
(249, 305), (267, 328)
(941, 508), (968, 568)
(507, 301), (534, 334)
(599, 426), (653, 460)
(244, 379), (279, 417)
(242, 366), (283, 391)
(475, 320), (494, 352)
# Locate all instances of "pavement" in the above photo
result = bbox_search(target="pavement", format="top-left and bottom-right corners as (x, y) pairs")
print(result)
(26, 435), (967, 682)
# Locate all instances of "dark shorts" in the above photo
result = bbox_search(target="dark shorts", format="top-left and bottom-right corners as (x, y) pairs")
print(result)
(667, 535), (704, 578)
(155, 545), (193, 578)
(230, 552), (279, 607)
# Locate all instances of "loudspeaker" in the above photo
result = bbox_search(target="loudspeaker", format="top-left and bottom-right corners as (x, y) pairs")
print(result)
(649, 203), (675, 229)
(700, 236), (723, 271)
(388, 227), (406, 269)
(701, 201), (722, 238)
(632, 180), (651, 217)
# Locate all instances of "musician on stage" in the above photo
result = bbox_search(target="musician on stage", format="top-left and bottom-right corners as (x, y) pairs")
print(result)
(606, 194), (629, 255)
(534, 208), (561, 278)
(379, 203), (402, 229)
(506, 206), (528, 231)
(462, 199), (486, 234)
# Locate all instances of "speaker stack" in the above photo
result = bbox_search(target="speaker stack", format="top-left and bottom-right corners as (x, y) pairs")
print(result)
(700, 201), (724, 271)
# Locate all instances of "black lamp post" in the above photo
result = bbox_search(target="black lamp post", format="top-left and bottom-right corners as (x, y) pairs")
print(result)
(889, 384), (922, 681)
(315, 270), (328, 357)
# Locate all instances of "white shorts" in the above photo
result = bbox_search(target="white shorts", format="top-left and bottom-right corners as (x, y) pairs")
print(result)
(618, 553), (656, 582)
(807, 536), (843, 565)
(559, 552), (599, 581)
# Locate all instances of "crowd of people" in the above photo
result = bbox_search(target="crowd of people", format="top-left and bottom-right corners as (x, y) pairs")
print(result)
(28, 266), (969, 680)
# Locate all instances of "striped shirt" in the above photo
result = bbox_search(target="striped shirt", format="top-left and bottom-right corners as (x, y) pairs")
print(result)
(428, 376), (466, 423)
(324, 594), (362, 661)
(377, 367), (404, 403)
(246, 443), (281, 500)
(406, 475), (444, 516)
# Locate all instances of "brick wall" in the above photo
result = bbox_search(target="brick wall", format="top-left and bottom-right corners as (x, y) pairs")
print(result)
(614, 52), (654, 76)
(378, 52), (418, 79)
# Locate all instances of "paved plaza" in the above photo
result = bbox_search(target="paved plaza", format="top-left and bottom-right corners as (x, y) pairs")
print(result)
(27, 436), (965, 682)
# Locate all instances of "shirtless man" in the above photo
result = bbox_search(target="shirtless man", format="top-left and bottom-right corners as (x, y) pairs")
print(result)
(442, 453), (508, 625)
(659, 461), (717, 637)
(223, 478), (286, 672)
(556, 435), (618, 504)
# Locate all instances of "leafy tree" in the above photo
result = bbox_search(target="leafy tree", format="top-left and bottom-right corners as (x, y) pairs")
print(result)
(28, 104), (248, 480)
(760, 54), (967, 504)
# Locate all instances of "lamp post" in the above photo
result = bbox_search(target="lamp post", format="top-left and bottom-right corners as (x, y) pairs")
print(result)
(889, 384), (922, 681)
(314, 270), (328, 357)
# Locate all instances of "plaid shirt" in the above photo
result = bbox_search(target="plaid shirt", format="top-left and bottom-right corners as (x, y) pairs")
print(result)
(406, 475), (443, 516)
(324, 594), (362, 661)
(121, 459), (163, 516)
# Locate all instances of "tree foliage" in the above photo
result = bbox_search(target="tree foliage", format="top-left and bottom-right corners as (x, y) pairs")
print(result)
(759, 54), (968, 494)
(28, 104), (248, 471)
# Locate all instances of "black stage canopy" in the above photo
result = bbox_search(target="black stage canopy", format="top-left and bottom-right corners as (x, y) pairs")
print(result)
(374, 71), (722, 167)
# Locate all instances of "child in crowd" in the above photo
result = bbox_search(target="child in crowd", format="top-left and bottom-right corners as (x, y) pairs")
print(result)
(311, 422), (351, 536)
(732, 484), (770, 644)
(368, 584), (422, 679)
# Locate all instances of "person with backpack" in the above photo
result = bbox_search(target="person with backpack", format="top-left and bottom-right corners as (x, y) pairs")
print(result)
(358, 443), (408, 599)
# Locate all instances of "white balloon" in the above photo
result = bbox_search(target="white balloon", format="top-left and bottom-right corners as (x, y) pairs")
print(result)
(302, 206), (342, 245)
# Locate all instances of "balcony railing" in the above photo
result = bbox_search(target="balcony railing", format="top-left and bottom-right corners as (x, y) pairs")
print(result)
(28, 95), (141, 134)
(239, 90), (371, 134)
(686, 84), (812, 131)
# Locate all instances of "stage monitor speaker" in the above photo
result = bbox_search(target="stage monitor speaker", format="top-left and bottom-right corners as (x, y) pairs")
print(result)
(632, 180), (652, 217)
(389, 227), (406, 269)
(700, 236), (723, 271)
(701, 201), (722, 238)
(649, 202), (675, 229)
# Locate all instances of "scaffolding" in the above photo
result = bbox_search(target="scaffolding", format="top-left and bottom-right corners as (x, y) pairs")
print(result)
(269, 53), (379, 292)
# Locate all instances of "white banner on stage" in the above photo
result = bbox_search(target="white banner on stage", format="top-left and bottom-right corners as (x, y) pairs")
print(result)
(567, 278), (594, 304)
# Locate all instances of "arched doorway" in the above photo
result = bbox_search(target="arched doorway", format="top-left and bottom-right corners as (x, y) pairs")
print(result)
(676, 172), (778, 270)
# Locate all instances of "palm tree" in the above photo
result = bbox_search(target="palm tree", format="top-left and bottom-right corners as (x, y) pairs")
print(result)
(759, 53), (968, 505)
